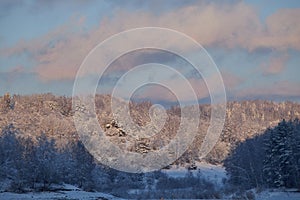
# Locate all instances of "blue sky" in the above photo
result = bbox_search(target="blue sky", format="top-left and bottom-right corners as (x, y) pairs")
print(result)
(0, 0), (299, 102)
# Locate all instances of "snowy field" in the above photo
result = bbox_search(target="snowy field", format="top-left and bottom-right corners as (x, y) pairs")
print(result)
(0, 163), (227, 200)
(0, 184), (124, 200)
(162, 162), (227, 186)
(0, 163), (227, 199)
(0, 191), (123, 200)
(1, 165), (299, 200)
(256, 190), (300, 200)
(1, 190), (299, 200)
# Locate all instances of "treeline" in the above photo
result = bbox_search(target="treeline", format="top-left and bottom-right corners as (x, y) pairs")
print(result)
(225, 118), (300, 189)
(0, 124), (144, 194)
(0, 124), (95, 192)
(0, 125), (220, 199)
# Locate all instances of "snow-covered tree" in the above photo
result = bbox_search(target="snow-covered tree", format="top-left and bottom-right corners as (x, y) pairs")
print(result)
(224, 133), (267, 189)
(263, 119), (299, 188)
(32, 133), (60, 190)
(71, 141), (95, 190)
(225, 118), (300, 189)
(0, 125), (20, 180)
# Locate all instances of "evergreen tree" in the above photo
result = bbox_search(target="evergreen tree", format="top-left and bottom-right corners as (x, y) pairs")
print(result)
(263, 119), (297, 188)
(289, 119), (300, 187)
(263, 128), (277, 187)
(226, 118), (300, 189)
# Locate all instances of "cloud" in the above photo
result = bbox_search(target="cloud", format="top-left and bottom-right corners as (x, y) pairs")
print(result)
(249, 8), (300, 51)
(1, 16), (91, 81)
(237, 81), (300, 98)
(0, 65), (26, 91)
(220, 71), (243, 89)
(129, 71), (241, 102)
(129, 77), (208, 102)
(2, 2), (300, 82)
(262, 54), (289, 75)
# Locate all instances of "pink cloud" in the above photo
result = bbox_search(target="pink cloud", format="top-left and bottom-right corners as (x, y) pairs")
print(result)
(220, 71), (243, 90)
(262, 54), (289, 75)
(2, 3), (300, 82)
(249, 9), (300, 51)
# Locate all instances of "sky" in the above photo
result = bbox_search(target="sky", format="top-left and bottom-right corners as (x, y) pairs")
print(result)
(0, 0), (300, 103)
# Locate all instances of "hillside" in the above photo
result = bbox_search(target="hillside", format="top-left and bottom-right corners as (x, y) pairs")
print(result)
(1, 93), (300, 165)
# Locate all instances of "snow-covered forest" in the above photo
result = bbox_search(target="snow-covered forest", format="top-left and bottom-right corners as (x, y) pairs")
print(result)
(225, 119), (300, 189)
(0, 124), (223, 199)
(0, 94), (300, 199)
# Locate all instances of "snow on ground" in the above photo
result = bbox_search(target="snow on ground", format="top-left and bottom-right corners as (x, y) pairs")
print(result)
(256, 189), (300, 200)
(162, 162), (227, 186)
(0, 191), (123, 200)
(0, 184), (124, 200)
